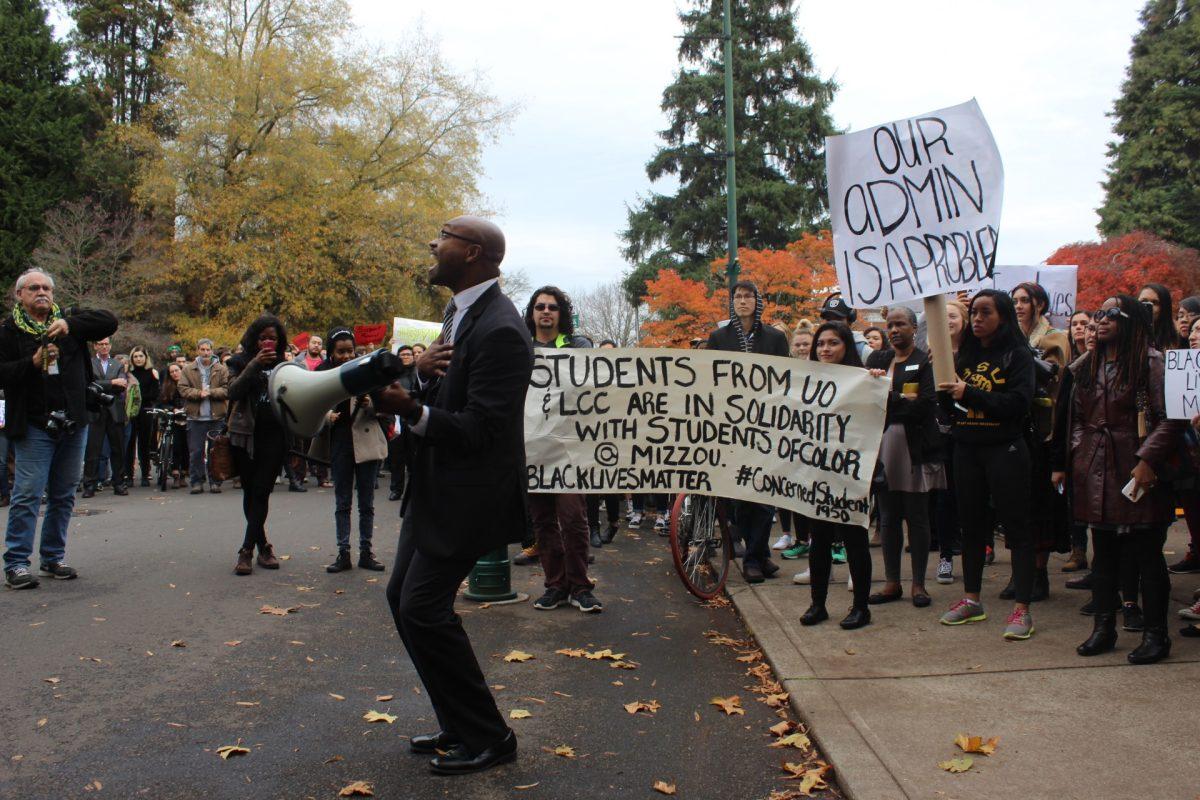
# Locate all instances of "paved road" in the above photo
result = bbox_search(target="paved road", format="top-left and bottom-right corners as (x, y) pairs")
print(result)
(1, 484), (835, 800)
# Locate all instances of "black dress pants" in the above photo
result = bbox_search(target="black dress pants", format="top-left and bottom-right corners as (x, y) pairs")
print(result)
(385, 514), (509, 755)
(232, 433), (286, 550)
(84, 414), (125, 489)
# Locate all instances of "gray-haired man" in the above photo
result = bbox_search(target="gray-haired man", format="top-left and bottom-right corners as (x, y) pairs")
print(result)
(177, 338), (230, 493)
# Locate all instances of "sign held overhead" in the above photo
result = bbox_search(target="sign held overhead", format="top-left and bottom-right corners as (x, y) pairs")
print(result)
(826, 98), (1004, 307)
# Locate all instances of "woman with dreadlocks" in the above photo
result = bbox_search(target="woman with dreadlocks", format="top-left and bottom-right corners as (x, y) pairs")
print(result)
(704, 280), (789, 583)
(1067, 295), (1184, 664)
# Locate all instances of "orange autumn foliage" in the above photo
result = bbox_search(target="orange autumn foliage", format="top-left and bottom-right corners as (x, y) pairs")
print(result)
(640, 231), (837, 348)
(1046, 231), (1200, 312)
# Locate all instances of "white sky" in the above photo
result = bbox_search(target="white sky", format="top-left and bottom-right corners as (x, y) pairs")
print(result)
(352, 1), (1143, 298)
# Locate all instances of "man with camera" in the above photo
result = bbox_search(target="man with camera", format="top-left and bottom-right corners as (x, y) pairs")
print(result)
(82, 338), (129, 497)
(0, 270), (117, 589)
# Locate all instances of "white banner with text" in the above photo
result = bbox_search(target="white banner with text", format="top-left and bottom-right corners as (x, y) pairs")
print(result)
(1165, 349), (1200, 420)
(524, 349), (888, 528)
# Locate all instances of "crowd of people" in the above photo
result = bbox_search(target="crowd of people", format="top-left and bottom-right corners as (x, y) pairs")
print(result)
(3, 265), (1200, 669)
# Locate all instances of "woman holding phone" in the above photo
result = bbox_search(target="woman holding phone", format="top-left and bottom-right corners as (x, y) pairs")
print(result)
(225, 314), (289, 576)
(1063, 295), (1183, 664)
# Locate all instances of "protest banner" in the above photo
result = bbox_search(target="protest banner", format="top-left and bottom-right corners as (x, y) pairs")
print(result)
(826, 98), (1004, 308)
(391, 316), (442, 349)
(524, 349), (888, 528)
(1164, 349), (1200, 420)
(986, 265), (1077, 329)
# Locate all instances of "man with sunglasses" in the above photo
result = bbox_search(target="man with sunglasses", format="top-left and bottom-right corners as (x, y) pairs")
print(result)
(521, 286), (603, 614)
(0, 269), (117, 589)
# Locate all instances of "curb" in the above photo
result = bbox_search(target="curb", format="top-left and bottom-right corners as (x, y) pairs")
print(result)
(726, 571), (912, 800)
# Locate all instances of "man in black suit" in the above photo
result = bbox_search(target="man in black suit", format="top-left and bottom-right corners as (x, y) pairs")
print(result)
(378, 215), (532, 776)
(83, 338), (129, 497)
(706, 280), (789, 583)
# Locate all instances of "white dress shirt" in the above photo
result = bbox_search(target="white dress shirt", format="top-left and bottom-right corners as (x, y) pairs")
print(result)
(408, 278), (499, 436)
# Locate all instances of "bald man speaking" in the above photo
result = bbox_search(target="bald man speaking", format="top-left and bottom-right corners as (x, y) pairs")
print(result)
(377, 216), (533, 775)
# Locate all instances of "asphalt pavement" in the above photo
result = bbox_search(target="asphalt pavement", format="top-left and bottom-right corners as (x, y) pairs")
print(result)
(1, 482), (836, 800)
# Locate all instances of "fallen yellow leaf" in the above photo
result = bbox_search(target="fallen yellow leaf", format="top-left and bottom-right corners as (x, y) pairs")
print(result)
(363, 711), (397, 724)
(216, 744), (250, 760)
(770, 733), (812, 750)
(235, 701), (260, 707)
(504, 650), (535, 663)
(769, 720), (794, 737)
(510, 709), (532, 719)
(338, 780), (374, 797)
(171, 640), (186, 648)
(224, 641), (242, 647)
(324, 755), (344, 764)
(623, 700), (662, 715)
(955, 734), (999, 756)
(710, 695), (745, 716)
(736, 651), (762, 663)
(375, 694), (393, 702)
(939, 756), (974, 773)
(259, 605), (298, 616)
(329, 693), (346, 701)
(36, 718), (47, 728)
(514, 783), (540, 791)
(652, 780), (677, 795)
(555, 648), (588, 658)
(43, 677), (61, 685)
(762, 692), (790, 708)
(549, 744), (575, 758)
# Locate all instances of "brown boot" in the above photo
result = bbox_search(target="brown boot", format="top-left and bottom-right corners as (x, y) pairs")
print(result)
(235, 547), (254, 575)
(1062, 546), (1088, 573)
(257, 542), (280, 569)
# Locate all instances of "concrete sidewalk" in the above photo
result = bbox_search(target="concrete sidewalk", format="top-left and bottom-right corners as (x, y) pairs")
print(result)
(728, 521), (1200, 800)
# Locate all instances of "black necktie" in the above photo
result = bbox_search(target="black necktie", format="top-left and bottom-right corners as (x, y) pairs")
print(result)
(441, 299), (457, 345)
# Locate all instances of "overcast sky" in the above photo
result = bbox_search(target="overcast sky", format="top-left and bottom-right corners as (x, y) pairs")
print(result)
(353, 0), (1143, 299)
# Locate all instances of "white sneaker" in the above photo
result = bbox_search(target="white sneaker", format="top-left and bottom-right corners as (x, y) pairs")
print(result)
(653, 515), (668, 533)
(772, 535), (795, 551)
(628, 512), (643, 528)
(936, 558), (954, 585)
(793, 569), (811, 585)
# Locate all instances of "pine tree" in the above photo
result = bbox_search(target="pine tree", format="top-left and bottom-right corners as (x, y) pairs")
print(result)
(620, 0), (837, 304)
(1098, 0), (1200, 250)
(0, 0), (89, 283)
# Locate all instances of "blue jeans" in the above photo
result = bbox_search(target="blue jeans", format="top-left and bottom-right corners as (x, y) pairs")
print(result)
(0, 434), (10, 496)
(331, 435), (380, 552)
(3, 426), (87, 570)
(187, 419), (223, 487)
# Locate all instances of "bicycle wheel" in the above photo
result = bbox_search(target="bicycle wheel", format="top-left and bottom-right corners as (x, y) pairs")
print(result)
(156, 426), (170, 492)
(669, 493), (732, 600)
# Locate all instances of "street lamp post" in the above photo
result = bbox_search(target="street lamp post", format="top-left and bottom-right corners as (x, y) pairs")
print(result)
(722, 0), (739, 291)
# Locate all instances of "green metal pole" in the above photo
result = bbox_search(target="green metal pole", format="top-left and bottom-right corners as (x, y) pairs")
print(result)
(722, 0), (738, 289)
(464, 545), (521, 603)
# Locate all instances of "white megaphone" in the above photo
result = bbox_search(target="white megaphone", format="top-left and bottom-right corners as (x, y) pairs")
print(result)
(268, 349), (404, 438)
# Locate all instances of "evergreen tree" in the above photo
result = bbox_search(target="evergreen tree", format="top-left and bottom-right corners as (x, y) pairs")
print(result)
(620, 0), (837, 304)
(0, 0), (89, 283)
(1098, 0), (1200, 250)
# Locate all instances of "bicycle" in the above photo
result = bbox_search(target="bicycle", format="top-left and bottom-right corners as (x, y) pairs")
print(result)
(147, 408), (187, 492)
(668, 493), (733, 600)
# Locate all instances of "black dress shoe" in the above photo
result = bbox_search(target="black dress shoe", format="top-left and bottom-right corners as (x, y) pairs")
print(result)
(410, 731), (461, 755)
(602, 525), (618, 544)
(388, 489), (402, 501)
(1122, 603), (1144, 632)
(81, 488), (95, 499)
(589, 527), (603, 548)
(1065, 572), (1093, 590)
(1030, 568), (1050, 602)
(997, 578), (1015, 600)
(743, 564), (765, 584)
(761, 559), (779, 578)
(868, 589), (903, 605)
(113, 484), (129, 496)
(800, 604), (828, 626)
(429, 730), (517, 775)
(1077, 612), (1117, 656)
(288, 481), (308, 493)
(840, 606), (871, 630)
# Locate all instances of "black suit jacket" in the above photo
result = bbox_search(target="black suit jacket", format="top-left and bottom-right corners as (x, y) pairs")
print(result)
(705, 322), (790, 357)
(404, 282), (534, 561)
(90, 356), (129, 424)
(864, 347), (942, 465)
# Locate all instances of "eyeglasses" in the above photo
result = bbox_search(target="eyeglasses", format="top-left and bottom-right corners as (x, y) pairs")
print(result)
(534, 303), (559, 312)
(22, 284), (52, 293)
(438, 229), (484, 247)
(1093, 307), (1130, 322)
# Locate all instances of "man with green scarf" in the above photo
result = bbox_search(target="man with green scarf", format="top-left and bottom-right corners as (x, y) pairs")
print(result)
(0, 269), (118, 589)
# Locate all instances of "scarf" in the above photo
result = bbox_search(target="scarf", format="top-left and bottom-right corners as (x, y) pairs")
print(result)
(12, 302), (63, 337)
(727, 286), (763, 353)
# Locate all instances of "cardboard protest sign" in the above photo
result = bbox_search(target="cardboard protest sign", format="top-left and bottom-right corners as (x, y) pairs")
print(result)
(390, 316), (442, 349)
(524, 349), (888, 528)
(1164, 349), (1200, 420)
(986, 265), (1077, 329)
(827, 98), (1004, 308)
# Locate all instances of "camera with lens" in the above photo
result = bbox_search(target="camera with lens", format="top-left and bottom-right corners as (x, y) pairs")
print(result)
(85, 381), (116, 411)
(1031, 351), (1059, 388)
(44, 410), (77, 439)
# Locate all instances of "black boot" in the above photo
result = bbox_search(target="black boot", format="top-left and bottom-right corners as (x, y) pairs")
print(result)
(602, 524), (618, 544)
(288, 479), (307, 493)
(800, 604), (828, 626)
(998, 578), (1015, 600)
(1030, 568), (1050, 602)
(1076, 612), (1117, 656)
(326, 549), (352, 573)
(589, 527), (603, 549)
(1121, 603), (1144, 632)
(840, 606), (872, 630)
(1127, 627), (1171, 665)
(358, 550), (386, 572)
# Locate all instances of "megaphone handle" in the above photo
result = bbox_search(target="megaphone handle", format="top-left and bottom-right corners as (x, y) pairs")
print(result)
(289, 448), (331, 468)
